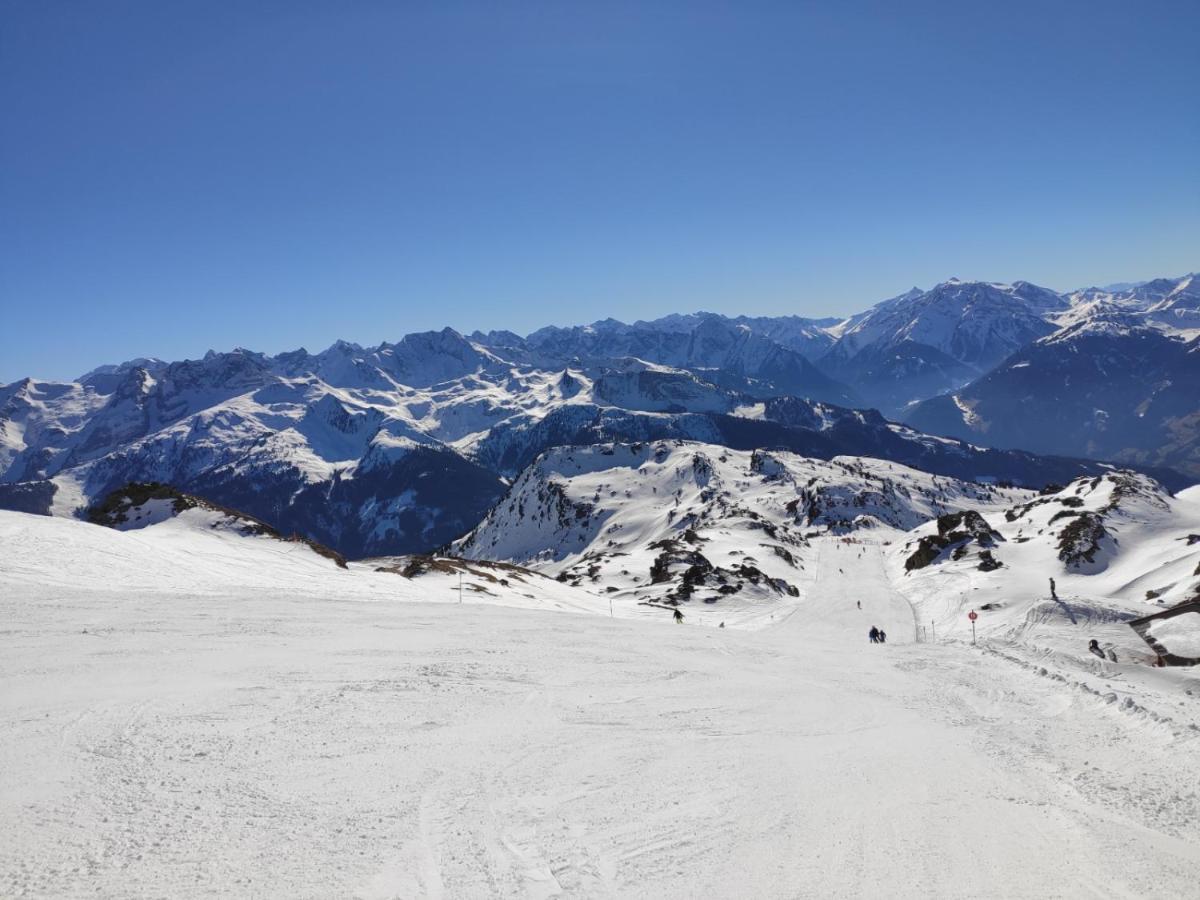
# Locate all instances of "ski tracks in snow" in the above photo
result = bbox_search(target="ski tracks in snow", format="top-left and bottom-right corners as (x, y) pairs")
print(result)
(5, 565), (1200, 897)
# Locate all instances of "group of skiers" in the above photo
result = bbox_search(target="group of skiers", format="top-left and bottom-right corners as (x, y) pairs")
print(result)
(868, 626), (887, 644)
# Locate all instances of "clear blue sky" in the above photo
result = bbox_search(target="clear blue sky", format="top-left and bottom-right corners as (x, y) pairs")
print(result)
(2, 1), (1198, 382)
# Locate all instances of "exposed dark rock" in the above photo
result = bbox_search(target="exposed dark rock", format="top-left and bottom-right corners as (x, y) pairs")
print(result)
(906, 510), (1002, 571)
(1057, 512), (1110, 569)
(977, 550), (1003, 571)
(649, 545), (711, 585)
(935, 510), (1003, 545)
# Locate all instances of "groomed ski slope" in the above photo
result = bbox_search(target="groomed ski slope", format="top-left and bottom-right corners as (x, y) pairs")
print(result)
(4, 521), (1199, 898)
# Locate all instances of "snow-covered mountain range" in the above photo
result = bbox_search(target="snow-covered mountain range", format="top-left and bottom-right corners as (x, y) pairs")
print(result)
(818, 280), (1064, 413)
(2, 271), (1196, 557)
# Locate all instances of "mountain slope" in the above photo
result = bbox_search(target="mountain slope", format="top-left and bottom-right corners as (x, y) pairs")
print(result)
(0, 352), (512, 556)
(889, 472), (1200, 657)
(905, 322), (1200, 477)
(455, 441), (1025, 620)
(7, 504), (1200, 897)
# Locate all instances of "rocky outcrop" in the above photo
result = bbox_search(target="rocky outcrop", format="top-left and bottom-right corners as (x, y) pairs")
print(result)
(905, 510), (1004, 571)
(1056, 512), (1111, 570)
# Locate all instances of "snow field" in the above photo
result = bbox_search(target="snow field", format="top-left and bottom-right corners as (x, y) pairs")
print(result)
(4, 508), (1200, 897)
(5, 576), (1200, 898)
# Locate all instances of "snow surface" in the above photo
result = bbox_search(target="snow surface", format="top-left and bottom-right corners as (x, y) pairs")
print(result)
(4, 485), (1200, 896)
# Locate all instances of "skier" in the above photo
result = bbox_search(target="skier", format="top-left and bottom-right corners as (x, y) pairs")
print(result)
(869, 626), (879, 643)
(673, 608), (684, 624)
(878, 629), (887, 644)
(856, 600), (861, 610)
(1087, 639), (1105, 659)
(1050, 577), (1058, 600)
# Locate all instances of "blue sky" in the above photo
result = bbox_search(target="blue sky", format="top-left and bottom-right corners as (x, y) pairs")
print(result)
(2, 1), (1197, 382)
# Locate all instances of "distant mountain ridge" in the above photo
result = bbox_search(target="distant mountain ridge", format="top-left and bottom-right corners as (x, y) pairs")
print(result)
(2, 270), (1197, 558)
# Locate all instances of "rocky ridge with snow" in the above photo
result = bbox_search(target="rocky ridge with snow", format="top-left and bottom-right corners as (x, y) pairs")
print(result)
(454, 441), (1027, 610)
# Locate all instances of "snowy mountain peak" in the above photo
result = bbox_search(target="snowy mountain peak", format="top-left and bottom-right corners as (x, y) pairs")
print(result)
(819, 278), (1063, 411)
(78, 357), (168, 385)
(900, 469), (1182, 586)
(323, 338), (365, 355)
(376, 327), (503, 387)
